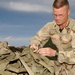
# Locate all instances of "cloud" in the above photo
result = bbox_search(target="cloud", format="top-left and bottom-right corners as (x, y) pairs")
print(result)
(0, 0), (53, 13)
(0, 36), (30, 46)
(0, 0), (75, 13)
(6, 37), (30, 46)
(5, 36), (14, 40)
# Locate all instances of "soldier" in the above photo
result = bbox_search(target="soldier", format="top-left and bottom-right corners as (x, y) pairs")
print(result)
(29, 0), (75, 75)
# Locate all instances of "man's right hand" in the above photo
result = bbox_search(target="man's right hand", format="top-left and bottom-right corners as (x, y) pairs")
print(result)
(29, 44), (39, 53)
(29, 44), (39, 52)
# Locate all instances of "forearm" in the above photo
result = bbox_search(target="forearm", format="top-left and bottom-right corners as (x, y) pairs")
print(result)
(30, 31), (51, 47)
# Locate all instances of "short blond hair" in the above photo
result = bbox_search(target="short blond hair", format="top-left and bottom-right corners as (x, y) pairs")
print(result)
(53, 0), (69, 9)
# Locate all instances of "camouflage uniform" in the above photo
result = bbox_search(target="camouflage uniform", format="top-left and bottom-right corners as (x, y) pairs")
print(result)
(29, 17), (75, 75)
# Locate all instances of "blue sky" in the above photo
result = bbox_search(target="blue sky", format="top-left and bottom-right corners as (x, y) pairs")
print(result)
(0, 0), (75, 47)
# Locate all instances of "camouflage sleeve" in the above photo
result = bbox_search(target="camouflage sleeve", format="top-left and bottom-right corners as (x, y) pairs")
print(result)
(29, 22), (53, 47)
(58, 27), (75, 64)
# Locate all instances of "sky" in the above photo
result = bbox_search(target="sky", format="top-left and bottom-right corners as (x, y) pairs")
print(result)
(0, 0), (75, 47)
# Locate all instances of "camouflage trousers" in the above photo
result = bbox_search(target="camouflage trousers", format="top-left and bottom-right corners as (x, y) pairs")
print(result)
(53, 61), (75, 75)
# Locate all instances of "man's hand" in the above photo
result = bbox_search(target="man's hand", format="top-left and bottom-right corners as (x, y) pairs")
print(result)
(37, 47), (56, 57)
(30, 44), (38, 50)
(30, 45), (56, 56)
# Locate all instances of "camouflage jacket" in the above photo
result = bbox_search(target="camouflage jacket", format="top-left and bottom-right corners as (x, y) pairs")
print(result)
(29, 17), (75, 64)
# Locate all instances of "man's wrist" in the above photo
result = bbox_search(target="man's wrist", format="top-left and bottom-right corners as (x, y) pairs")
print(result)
(55, 51), (59, 56)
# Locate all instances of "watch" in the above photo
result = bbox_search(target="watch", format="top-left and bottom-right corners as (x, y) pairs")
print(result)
(55, 51), (59, 56)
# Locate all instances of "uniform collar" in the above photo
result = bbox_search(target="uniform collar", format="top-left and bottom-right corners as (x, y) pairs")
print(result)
(52, 17), (71, 33)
